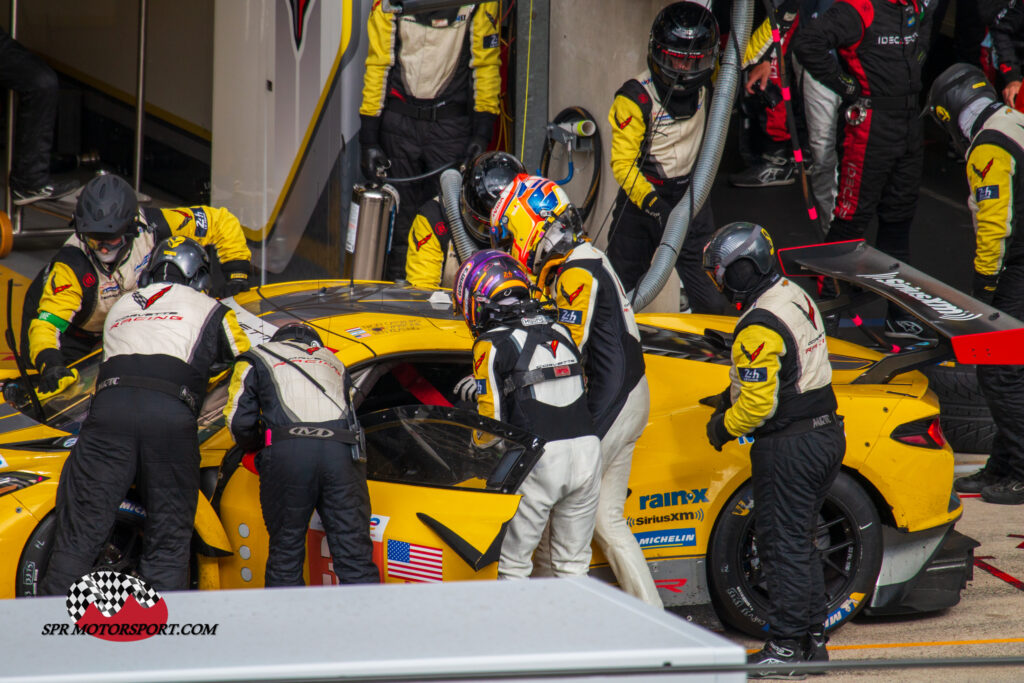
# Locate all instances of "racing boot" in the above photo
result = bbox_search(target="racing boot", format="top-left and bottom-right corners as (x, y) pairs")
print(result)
(729, 154), (797, 188)
(980, 479), (1024, 505)
(803, 630), (828, 675)
(954, 466), (1005, 494)
(747, 639), (807, 680)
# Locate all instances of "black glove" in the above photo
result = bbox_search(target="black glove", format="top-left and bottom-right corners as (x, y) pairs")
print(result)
(223, 273), (251, 297)
(973, 271), (999, 305)
(705, 413), (735, 452)
(833, 71), (862, 106)
(360, 145), (389, 180)
(464, 137), (488, 166)
(37, 351), (74, 395)
(642, 192), (673, 229)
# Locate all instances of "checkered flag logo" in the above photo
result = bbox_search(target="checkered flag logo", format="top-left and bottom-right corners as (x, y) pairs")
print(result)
(65, 570), (161, 622)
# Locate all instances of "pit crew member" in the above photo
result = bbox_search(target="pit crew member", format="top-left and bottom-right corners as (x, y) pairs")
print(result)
(406, 151), (524, 289)
(490, 175), (661, 606)
(360, 2), (501, 279)
(41, 236), (250, 594)
(225, 322), (379, 585)
(606, 1), (725, 314)
(23, 174), (251, 395)
(702, 222), (844, 676)
(453, 249), (600, 578)
(926, 63), (1024, 505)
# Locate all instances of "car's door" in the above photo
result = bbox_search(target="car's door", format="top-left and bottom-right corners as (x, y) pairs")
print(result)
(215, 406), (544, 587)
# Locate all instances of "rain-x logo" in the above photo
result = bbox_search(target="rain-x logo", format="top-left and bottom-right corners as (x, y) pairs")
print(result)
(41, 571), (218, 641)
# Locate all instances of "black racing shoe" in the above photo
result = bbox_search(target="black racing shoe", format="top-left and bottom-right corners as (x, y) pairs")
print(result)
(981, 479), (1024, 505)
(729, 155), (797, 188)
(11, 178), (80, 206)
(748, 639), (807, 680)
(803, 631), (828, 675)
(954, 467), (1005, 493)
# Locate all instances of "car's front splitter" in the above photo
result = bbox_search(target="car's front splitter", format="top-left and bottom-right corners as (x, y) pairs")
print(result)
(864, 520), (979, 616)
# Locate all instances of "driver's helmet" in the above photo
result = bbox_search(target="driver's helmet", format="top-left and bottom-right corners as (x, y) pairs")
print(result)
(489, 175), (583, 277)
(648, 1), (720, 95)
(452, 249), (533, 334)
(701, 221), (778, 305)
(461, 151), (527, 244)
(925, 63), (999, 157)
(145, 236), (211, 293)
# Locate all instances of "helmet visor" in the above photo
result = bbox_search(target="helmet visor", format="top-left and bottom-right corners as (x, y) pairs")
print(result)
(84, 233), (127, 254)
(651, 44), (716, 80)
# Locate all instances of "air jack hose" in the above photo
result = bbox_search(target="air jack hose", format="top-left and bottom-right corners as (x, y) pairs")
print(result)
(440, 168), (479, 264)
(631, 0), (754, 311)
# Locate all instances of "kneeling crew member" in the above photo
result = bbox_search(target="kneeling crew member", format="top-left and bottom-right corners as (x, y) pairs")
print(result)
(492, 175), (661, 607)
(41, 236), (250, 594)
(453, 249), (601, 578)
(702, 222), (844, 677)
(24, 174), (252, 395)
(225, 322), (378, 586)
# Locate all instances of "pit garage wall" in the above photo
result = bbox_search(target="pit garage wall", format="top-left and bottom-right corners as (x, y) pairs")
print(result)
(211, 0), (368, 279)
(548, 0), (694, 312)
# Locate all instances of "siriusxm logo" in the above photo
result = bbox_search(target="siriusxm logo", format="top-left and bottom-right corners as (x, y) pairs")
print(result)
(639, 488), (709, 510)
(857, 272), (981, 321)
(633, 528), (697, 549)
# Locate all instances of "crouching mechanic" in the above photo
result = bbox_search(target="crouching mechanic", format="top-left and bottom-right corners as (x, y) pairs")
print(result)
(224, 322), (379, 586)
(23, 174), (252, 396)
(926, 64), (1024, 505)
(406, 151), (525, 289)
(453, 250), (601, 578)
(491, 175), (661, 607)
(41, 237), (250, 594)
(702, 222), (844, 677)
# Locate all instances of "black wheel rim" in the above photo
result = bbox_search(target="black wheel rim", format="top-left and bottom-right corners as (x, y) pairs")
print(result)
(736, 495), (863, 612)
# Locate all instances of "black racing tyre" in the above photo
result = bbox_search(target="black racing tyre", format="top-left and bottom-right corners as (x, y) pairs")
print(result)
(707, 471), (883, 637)
(921, 364), (994, 454)
(15, 506), (146, 597)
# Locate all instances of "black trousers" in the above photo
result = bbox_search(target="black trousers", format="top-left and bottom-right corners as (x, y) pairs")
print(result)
(978, 263), (1024, 481)
(0, 29), (58, 189)
(41, 389), (199, 594)
(607, 180), (727, 315)
(258, 440), (378, 586)
(751, 421), (845, 641)
(378, 108), (471, 280)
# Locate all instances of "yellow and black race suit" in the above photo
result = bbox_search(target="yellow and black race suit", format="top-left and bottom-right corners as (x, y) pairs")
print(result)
(964, 102), (1024, 482)
(716, 276), (844, 641)
(405, 196), (459, 289)
(24, 205), (251, 370)
(360, 2), (500, 279)
(606, 69), (723, 313)
(550, 242), (645, 438)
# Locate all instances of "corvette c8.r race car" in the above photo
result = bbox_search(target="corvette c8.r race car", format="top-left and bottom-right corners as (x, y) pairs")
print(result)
(0, 241), (1011, 636)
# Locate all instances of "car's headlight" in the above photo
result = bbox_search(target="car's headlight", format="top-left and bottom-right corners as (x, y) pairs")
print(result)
(0, 472), (49, 498)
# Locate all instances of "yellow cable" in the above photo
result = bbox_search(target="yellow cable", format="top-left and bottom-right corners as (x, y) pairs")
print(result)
(519, 0), (534, 160)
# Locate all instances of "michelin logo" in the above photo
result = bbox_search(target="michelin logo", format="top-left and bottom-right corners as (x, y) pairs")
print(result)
(633, 528), (697, 549)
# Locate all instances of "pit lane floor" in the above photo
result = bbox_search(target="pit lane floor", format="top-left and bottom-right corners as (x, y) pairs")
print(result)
(726, 457), (1024, 681)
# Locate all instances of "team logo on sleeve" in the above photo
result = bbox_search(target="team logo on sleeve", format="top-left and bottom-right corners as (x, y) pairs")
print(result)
(559, 309), (582, 325)
(474, 353), (487, 372)
(976, 185), (999, 202)
(740, 341), (765, 363)
(739, 367), (768, 382)
(971, 158), (993, 181)
(414, 233), (433, 251)
(793, 295), (818, 329)
(560, 283), (584, 305)
(615, 114), (633, 130)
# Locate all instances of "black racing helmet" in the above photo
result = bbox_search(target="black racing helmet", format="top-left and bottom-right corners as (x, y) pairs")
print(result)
(144, 236), (211, 293)
(74, 174), (139, 238)
(925, 63), (999, 156)
(271, 322), (324, 348)
(461, 151), (527, 244)
(702, 222), (778, 306)
(648, 1), (720, 94)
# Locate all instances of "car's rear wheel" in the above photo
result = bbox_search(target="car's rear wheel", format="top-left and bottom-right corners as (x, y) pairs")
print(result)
(707, 471), (883, 637)
(15, 506), (146, 597)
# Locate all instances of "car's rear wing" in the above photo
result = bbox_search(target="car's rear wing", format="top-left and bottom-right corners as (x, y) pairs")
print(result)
(778, 240), (1024, 374)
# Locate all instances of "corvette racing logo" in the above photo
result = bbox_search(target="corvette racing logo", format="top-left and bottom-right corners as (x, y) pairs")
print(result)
(857, 272), (982, 322)
(41, 570), (218, 640)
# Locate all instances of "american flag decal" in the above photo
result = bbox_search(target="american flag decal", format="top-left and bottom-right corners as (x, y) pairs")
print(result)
(386, 539), (443, 583)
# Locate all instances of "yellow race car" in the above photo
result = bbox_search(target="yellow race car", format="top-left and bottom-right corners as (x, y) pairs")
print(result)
(0, 242), (1001, 636)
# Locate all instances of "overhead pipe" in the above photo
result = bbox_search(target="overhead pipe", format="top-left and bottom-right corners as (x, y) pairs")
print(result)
(631, 0), (754, 311)
(440, 168), (478, 264)
(132, 0), (148, 191)
(4, 0), (18, 217)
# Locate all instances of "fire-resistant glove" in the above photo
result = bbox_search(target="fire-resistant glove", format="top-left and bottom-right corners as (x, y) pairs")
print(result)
(642, 192), (673, 230)
(973, 272), (999, 305)
(453, 373), (479, 403)
(360, 145), (389, 180)
(705, 413), (735, 452)
(36, 350), (77, 396)
(833, 71), (862, 107)
(223, 272), (251, 297)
